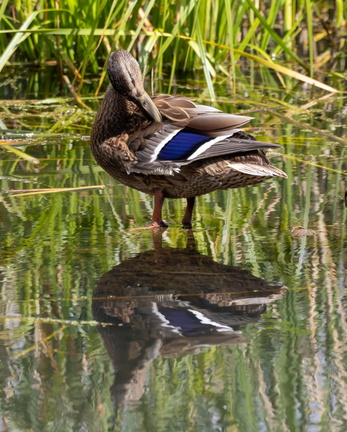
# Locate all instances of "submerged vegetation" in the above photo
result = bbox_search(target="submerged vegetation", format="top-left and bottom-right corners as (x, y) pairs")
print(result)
(1, 0), (346, 97)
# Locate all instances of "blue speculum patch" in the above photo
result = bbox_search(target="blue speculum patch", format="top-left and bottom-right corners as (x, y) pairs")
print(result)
(157, 130), (212, 160)
(159, 307), (214, 335)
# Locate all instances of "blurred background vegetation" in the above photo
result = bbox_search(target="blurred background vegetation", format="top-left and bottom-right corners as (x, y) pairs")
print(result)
(1, 0), (346, 98)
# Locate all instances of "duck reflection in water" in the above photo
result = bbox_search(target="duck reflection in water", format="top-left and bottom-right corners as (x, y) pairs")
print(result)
(92, 229), (287, 408)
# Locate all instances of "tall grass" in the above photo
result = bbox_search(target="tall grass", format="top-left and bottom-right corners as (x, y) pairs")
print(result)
(1, 18), (347, 427)
(0, 0), (346, 97)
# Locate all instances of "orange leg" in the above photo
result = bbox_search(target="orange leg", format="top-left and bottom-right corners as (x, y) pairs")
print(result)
(181, 197), (195, 228)
(151, 191), (168, 227)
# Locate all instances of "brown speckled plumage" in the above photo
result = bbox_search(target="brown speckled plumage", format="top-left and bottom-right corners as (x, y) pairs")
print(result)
(91, 50), (287, 227)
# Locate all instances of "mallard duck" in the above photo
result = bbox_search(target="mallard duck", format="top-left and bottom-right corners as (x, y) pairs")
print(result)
(91, 50), (287, 227)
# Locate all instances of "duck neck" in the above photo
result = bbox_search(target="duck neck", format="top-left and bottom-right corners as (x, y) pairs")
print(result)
(91, 85), (138, 145)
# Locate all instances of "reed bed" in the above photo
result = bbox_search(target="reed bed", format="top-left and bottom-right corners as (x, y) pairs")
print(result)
(1, 0), (346, 97)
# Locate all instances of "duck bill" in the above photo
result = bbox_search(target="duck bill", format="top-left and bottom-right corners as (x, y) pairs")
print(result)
(138, 92), (162, 123)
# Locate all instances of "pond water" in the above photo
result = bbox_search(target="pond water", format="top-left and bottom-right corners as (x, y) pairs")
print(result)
(0, 65), (347, 431)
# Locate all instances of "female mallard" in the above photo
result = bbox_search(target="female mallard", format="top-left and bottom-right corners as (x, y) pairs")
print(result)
(91, 50), (287, 227)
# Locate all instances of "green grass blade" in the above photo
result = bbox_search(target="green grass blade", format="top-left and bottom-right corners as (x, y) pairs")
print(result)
(224, 0), (236, 92)
(0, 0), (9, 19)
(127, 0), (156, 52)
(305, 0), (314, 77)
(189, 38), (216, 100)
(0, 8), (70, 72)
(245, 0), (308, 70)
(232, 48), (339, 93)
(0, 13), (37, 72)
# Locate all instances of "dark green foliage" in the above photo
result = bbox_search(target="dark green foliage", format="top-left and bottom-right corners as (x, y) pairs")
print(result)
(1, 0), (346, 95)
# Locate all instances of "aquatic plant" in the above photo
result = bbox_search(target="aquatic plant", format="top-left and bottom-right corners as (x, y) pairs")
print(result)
(1, 0), (346, 97)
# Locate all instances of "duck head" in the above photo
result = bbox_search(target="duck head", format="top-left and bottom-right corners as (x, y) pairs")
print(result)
(108, 50), (162, 123)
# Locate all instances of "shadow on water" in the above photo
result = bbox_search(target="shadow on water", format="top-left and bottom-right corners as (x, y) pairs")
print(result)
(92, 229), (287, 408)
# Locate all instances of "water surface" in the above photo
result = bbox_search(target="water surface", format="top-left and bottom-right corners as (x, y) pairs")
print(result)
(0, 66), (347, 431)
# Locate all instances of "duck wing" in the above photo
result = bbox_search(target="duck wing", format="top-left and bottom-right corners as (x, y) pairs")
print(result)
(130, 95), (282, 176)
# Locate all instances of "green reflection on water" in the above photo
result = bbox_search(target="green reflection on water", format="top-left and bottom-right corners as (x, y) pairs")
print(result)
(0, 66), (347, 431)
